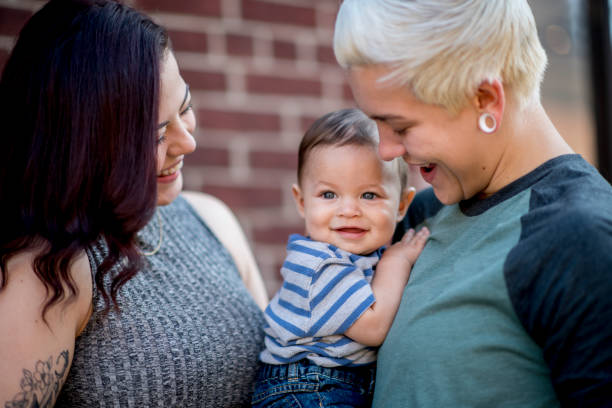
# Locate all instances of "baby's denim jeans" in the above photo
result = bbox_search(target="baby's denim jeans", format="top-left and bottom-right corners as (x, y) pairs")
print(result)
(251, 359), (375, 408)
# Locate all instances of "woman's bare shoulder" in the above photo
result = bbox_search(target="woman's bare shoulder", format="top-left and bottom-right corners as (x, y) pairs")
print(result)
(0, 248), (93, 406)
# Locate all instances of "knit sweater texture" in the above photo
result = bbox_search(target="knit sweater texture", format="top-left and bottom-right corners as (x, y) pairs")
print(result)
(56, 196), (265, 407)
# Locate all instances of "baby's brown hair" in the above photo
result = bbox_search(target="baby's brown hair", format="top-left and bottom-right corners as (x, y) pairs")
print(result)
(297, 108), (408, 190)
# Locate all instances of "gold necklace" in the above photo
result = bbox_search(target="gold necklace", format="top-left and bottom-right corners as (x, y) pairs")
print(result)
(142, 211), (163, 256)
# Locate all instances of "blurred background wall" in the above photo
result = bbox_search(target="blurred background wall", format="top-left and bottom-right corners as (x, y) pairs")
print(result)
(0, 0), (604, 296)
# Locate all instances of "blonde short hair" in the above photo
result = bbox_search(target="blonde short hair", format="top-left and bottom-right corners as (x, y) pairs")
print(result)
(334, 0), (548, 113)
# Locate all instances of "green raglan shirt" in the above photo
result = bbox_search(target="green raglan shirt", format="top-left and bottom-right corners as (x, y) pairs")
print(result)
(374, 155), (612, 407)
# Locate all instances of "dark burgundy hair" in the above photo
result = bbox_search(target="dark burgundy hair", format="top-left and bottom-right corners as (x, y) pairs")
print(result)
(0, 0), (168, 318)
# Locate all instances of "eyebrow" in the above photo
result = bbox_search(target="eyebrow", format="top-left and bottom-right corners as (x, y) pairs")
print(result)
(156, 84), (191, 130)
(370, 115), (419, 131)
(370, 114), (407, 122)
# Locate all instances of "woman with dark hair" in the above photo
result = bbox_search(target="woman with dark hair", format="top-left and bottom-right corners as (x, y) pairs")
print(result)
(0, 0), (267, 406)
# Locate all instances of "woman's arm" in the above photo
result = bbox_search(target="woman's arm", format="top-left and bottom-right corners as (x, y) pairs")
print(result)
(181, 191), (269, 310)
(0, 250), (92, 407)
(344, 228), (429, 346)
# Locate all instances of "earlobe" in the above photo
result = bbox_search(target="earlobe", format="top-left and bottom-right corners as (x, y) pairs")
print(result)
(291, 184), (306, 219)
(478, 112), (497, 134)
(475, 79), (505, 133)
(397, 187), (416, 221)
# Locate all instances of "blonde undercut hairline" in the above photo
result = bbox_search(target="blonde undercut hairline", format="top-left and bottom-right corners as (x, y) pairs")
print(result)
(334, 0), (548, 114)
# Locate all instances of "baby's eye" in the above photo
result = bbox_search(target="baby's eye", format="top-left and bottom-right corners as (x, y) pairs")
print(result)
(394, 128), (408, 136)
(321, 191), (336, 199)
(362, 192), (377, 200)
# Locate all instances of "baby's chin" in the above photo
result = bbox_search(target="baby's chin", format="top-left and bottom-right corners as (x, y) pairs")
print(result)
(308, 230), (388, 255)
(328, 240), (384, 256)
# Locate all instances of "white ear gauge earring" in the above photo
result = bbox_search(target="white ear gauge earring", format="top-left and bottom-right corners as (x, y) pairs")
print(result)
(478, 112), (497, 134)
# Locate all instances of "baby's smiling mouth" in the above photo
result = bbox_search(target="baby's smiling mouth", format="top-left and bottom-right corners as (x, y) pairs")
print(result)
(336, 227), (366, 233)
(334, 227), (368, 239)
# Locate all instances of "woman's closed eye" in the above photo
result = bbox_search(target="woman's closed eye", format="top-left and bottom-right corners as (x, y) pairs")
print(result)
(389, 121), (415, 137)
(180, 102), (193, 116)
(157, 102), (193, 145)
(393, 127), (408, 136)
(157, 127), (168, 145)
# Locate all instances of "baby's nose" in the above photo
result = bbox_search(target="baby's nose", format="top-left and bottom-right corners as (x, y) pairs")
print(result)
(337, 198), (361, 217)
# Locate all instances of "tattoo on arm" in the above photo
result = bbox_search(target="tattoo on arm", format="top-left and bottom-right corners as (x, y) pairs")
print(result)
(5, 350), (70, 408)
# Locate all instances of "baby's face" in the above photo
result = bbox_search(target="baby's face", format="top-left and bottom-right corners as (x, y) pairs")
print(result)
(293, 144), (407, 255)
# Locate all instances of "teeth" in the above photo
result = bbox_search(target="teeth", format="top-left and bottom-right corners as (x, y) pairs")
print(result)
(159, 161), (183, 177)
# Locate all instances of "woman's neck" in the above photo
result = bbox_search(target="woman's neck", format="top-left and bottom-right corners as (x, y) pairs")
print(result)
(481, 98), (573, 197)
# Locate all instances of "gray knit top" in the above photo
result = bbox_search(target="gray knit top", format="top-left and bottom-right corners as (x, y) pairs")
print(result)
(56, 196), (265, 407)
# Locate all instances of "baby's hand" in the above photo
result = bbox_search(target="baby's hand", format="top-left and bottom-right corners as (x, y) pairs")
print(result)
(378, 227), (430, 272)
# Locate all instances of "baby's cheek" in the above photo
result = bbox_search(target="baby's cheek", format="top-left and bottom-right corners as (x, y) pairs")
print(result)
(377, 209), (400, 237)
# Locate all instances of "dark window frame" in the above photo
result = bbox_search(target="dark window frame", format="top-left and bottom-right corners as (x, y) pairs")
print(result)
(587, 0), (612, 182)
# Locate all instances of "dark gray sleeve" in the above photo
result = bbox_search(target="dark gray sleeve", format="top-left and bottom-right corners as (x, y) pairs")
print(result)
(505, 201), (612, 406)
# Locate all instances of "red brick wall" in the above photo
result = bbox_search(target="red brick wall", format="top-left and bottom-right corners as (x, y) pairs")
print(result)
(135, 0), (353, 295)
(0, 0), (352, 295)
(0, 0), (597, 296)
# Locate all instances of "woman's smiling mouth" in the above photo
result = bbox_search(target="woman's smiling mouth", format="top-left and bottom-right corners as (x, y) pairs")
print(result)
(159, 160), (183, 177)
(157, 160), (183, 183)
(419, 163), (437, 183)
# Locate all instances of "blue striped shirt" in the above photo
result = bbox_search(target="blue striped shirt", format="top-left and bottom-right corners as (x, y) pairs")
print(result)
(260, 234), (383, 367)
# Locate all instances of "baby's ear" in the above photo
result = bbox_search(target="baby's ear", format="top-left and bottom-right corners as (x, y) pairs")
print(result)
(291, 184), (306, 219)
(397, 187), (416, 221)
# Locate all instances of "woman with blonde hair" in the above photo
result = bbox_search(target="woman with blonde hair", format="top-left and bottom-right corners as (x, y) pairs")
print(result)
(334, 0), (612, 406)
